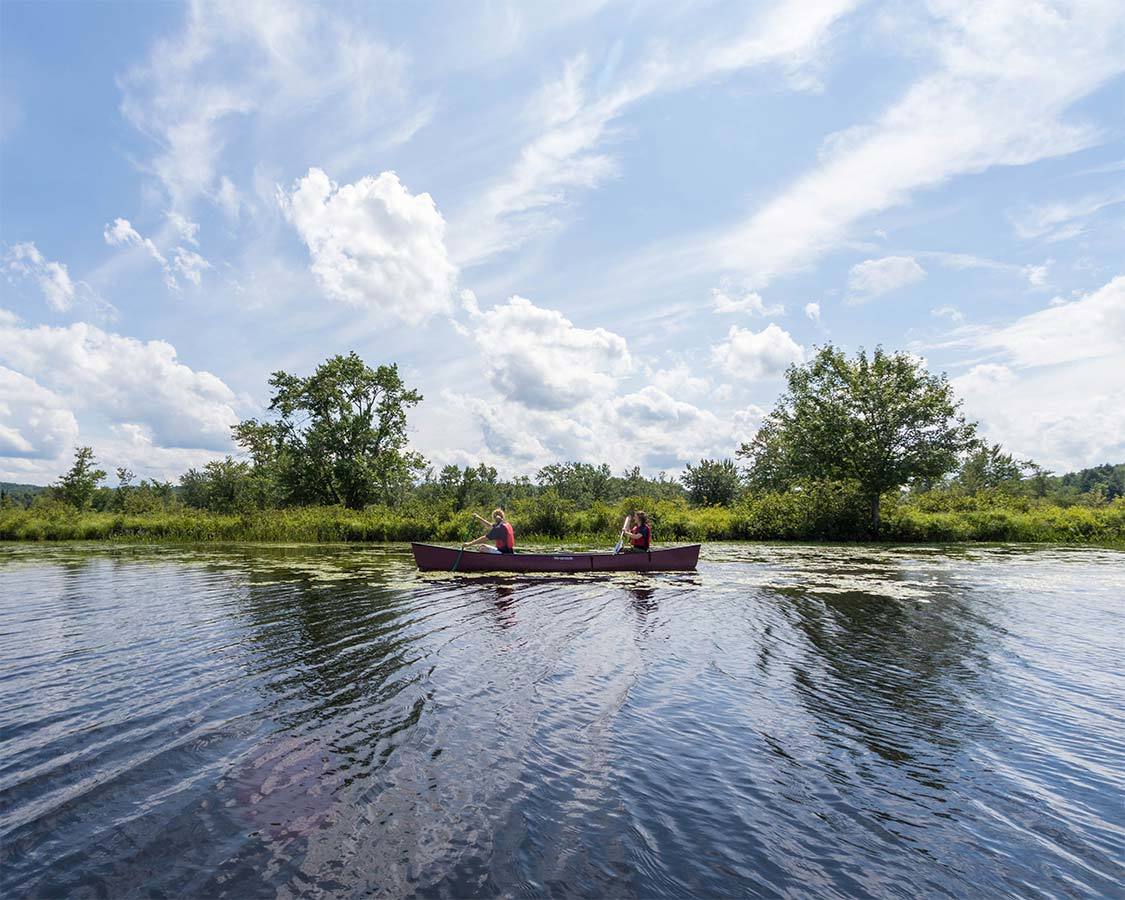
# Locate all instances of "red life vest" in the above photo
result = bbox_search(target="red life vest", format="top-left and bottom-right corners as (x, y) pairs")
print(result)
(631, 523), (651, 549)
(495, 521), (515, 551)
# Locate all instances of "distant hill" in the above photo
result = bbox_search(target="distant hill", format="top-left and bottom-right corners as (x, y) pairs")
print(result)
(1, 482), (49, 507)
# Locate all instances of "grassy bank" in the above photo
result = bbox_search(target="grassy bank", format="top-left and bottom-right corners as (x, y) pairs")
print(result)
(3, 493), (1123, 545)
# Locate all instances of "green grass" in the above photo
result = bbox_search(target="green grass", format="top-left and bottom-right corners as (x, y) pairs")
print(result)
(3, 494), (1123, 545)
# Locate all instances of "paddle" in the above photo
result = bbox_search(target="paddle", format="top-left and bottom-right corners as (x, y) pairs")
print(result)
(613, 513), (632, 554)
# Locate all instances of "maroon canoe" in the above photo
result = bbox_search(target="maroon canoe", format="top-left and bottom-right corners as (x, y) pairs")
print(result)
(411, 542), (701, 573)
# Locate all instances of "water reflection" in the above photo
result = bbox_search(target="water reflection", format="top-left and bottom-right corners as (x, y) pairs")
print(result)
(1, 543), (1122, 898)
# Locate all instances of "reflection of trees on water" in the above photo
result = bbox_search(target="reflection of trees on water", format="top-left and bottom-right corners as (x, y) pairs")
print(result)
(774, 557), (993, 787)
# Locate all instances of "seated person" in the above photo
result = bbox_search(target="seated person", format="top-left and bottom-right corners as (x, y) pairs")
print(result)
(463, 508), (516, 554)
(622, 510), (651, 553)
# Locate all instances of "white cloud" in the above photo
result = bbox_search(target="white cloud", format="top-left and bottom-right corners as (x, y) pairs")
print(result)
(280, 167), (457, 323)
(967, 275), (1125, 367)
(711, 288), (784, 316)
(645, 362), (711, 399)
(0, 316), (240, 450)
(954, 358), (1125, 471)
(931, 304), (965, 324)
(468, 295), (630, 409)
(1022, 264), (1050, 287)
(1011, 190), (1125, 241)
(804, 301), (821, 323)
(104, 217), (168, 267)
(717, 0), (1125, 286)
(450, 0), (859, 265)
(173, 248), (211, 286)
(105, 216), (212, 290)
(118, 1), (416, 214)
(4, 242), (76, 311)
(103, 217), (211, 291)
(0, 367), (80, 459)
(847, 255), (926, 302)
(941, 275), (1125, 470)
(167, 212), (200, 245)
(711, 324), (804, 380)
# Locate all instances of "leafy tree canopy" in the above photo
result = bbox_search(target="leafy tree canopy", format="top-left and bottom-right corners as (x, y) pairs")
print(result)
(50, 446), (107, 510)
(682, 458), (741, 506)
(738, 345), (977, 531)
(234, 352), (425, 510)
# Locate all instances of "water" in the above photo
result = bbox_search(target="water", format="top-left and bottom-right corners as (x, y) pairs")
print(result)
(1, 543), (1122, 899)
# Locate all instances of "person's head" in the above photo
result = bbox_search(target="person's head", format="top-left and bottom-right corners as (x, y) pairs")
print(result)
(636, 511), (648, 526)
(493, 507), (505, 522)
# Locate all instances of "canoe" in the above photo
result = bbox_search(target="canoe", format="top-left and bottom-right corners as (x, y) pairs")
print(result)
(411, 542), (701, 573)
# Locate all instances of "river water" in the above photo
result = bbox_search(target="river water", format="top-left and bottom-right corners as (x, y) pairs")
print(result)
(1, 543), (1122, 898)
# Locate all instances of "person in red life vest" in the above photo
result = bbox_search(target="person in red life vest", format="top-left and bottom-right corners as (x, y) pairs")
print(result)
(622, 510), (651, 553)
(463, 507), (516, 554)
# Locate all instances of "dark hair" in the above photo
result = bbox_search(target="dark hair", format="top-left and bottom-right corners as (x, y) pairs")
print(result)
(635, 511), (648, 525)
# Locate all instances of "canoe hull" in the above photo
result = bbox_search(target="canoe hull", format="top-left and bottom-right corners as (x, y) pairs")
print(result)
(411, 542), (701, 573)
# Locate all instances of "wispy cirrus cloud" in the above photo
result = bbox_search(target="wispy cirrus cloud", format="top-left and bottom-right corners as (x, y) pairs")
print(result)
(715, 0), (1125, 286)
(449, 0), (860, 266)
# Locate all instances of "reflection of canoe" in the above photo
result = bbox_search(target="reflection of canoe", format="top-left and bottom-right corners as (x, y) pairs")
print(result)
(411, 542), (701, 573)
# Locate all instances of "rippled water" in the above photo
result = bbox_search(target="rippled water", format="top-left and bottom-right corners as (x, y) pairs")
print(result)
(1, 543), (1122, 898)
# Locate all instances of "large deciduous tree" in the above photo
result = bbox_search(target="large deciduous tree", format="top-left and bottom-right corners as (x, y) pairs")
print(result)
(738, 345), (977, 533)
(234, 353), (425, 509)
(51, 446), (107, 510)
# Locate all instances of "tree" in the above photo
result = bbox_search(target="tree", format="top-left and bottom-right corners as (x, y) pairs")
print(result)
(51, 446), (107, 510)
(535, 462), (614, 506)
(180, 457), (255, 512)
(233, 352), (425, 509)
(738, 345), (977, 533)
(953, 442), (1029, 494)
(682, 459), (741, 506)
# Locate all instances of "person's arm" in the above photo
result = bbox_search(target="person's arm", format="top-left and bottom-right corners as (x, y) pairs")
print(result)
(462, 534), (490, 548)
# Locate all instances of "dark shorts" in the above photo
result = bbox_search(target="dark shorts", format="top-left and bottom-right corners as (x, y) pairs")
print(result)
(498, 546), (515, 555)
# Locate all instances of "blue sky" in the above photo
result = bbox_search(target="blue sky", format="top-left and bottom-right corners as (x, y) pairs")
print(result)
(2, 0), (1124, 484)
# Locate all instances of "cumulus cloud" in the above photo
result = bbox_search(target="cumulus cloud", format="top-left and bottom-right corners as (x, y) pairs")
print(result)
(0, 367), (80, 459)
(953, 357), (1125, 471)
(711, 288), (784, 316)
(804, 301), (821, 323)
(847, 256), (926, 302)
(939, 275), (1125, 470)
(711, 324), (804, 380)
(468, 295), (630, 409)
(0, 316), (240, 450)
(4, 242), (76, 311)
(280, 167), (457, 323)
(968, 275), (1125, 367)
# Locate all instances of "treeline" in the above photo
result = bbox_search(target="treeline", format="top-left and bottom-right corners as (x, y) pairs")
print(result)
(3, 489), (1123, 545)
(2, 348), (1123, 544)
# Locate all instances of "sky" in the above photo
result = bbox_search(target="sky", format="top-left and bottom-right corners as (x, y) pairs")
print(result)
(2, 0), (1124, 485)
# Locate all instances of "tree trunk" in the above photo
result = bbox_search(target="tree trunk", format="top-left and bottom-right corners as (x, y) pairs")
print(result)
(869, 493), (881, 538)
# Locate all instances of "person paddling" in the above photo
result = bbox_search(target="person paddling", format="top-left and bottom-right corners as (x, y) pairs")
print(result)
(463, 508), (516, 554)
(620, 510), (651, 553)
